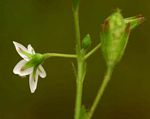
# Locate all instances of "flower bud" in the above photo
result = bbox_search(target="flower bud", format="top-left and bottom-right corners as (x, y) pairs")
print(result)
(82, 34), (91, 50)
(101, 9), (143, 67)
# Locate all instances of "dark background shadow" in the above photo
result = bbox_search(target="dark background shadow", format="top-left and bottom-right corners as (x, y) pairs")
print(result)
(0, 0), (149, 119)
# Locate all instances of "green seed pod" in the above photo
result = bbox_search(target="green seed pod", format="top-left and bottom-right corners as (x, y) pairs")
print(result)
(101, 9), (143, 67)
(82, 34), (91, 50)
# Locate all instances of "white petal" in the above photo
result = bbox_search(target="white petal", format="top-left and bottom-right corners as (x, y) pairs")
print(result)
(29, 70), (38, 93)
(28, 44), (35, 54)
(13, 60), (26, 74)
(13, 41), (30, 61)
(13, 60), (33, 76)
(38, 65), (46, 78)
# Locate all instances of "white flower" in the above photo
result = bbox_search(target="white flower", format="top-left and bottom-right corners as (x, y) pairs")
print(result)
(13, 41), (46, 93)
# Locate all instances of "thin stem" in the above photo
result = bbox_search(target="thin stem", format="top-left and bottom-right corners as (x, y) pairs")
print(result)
(73, 5), (85, 119)
(87, 66), (114, 119)
(84, 43), (101, 60)
(43, 53), (77, 59)
(75, 60), (85, 119)
(74, 11), (81, 53)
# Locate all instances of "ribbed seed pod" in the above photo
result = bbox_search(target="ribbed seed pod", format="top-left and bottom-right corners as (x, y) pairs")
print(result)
(101, 9), (144, 67)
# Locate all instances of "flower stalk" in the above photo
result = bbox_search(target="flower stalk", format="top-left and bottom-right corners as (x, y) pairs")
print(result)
(87, 66), (114, 119)
(84, 43), (101, 60)
(43, 53), (77, 59)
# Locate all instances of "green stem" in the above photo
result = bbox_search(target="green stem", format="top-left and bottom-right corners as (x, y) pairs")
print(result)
(87, 66), (114, 119)
(75, 60), (85, 119)
(74, 11), (81, 53)
(73, 6), (85, 119)
(84, 43), (101, 60)
(43, 53), (77, 59)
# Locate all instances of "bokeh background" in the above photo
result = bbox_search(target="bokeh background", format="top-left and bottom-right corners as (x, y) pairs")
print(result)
(0, 0), (149, 119)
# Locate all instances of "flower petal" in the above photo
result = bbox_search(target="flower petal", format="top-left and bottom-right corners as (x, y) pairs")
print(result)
(13, 41), (31, 61)
(29, 69), (38, 93)
(13, 60), (33, 76)
(28, 44), (35, 54)
(38, 65), (46, 78)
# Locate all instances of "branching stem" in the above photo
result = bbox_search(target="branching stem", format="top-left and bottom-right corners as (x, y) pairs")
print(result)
(84, 43), (101, 60)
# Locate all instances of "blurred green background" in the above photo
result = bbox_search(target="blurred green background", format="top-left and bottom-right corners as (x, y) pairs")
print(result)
(0, 0), (149, 119)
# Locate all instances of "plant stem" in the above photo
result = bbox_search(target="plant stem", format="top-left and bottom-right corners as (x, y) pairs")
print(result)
(73, 7), (85, 119)
(43, 53), (77, 59)
(84, 43), (101, 60)
(74, 11), (81, 53)
(87, 66), (114, 119)
(75, 60), (85, 119)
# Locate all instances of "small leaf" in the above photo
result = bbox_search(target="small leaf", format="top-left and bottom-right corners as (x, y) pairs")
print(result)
(71, 62), (77, 78)
(81, 62), (87, 82)
(80, 105), (88, 119)
(82, 34), (91, 50)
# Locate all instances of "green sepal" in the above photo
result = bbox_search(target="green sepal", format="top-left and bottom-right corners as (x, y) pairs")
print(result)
(125, 15), (144, 29)
(82, 34), (91, 50)
(22, 53), (44, 70)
